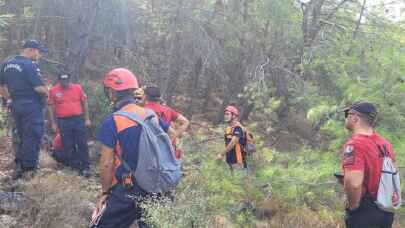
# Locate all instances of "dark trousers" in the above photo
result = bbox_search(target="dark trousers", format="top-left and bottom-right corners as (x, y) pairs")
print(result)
(57, 116), (89, 170)
(51, 148), (70, 167)
(11, 99), (44, 170)
(345, 197), (394, 228)
(95, 185), (148, 228)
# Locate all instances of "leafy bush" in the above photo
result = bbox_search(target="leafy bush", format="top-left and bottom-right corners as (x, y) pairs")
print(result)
(81, 81), (111, 131)
(141, 128), (346, 228)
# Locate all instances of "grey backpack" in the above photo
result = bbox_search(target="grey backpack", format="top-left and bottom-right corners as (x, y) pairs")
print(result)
(114, 110), (181, 193)
(375, 144), (401, 212)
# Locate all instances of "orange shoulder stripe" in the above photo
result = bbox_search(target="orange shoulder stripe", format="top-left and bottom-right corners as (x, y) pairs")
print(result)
(113, 103), (151, 132)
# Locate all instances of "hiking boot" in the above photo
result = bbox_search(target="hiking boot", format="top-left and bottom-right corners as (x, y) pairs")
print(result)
(12, 166), (36, 181)
(22, 170), (36, 181)
(79, 169), (91, 178)
(11, 166), (24, 180)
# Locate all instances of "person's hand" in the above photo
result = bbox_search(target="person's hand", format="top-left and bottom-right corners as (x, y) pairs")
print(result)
(392, 192), (400, 207)
(95, 194), (108, 215)
(175, 130), (187, 139)
(85, 119), (92, 128)
(217, 153), (224, 161)
(51, 123), (58, 133)
(345, 200), (359, 212)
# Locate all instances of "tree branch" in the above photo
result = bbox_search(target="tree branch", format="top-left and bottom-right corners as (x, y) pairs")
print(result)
(352, 0), (366, 39)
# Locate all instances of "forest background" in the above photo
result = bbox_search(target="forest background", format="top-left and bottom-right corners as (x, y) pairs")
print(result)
(0, 0), (404, 227)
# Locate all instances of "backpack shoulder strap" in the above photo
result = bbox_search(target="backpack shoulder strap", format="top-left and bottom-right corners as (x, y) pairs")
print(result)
(114, 110), (155, 127)
(230, 123), (244, 132)
(112, 110), (155, 174)
(234, 124), (246, 139)
(368, 138), (388, 157)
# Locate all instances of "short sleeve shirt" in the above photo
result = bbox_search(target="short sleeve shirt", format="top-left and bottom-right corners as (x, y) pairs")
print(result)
(48, 83), (86, 118)
(341, 132), (395, 199)
(96, 103), (166, 194)
(224, 125), (245, 165)
(145, 101), (179, 124)
(224, 126), (243, 145)
(0, 56), (44, 102)
(96, 112), (142, 191)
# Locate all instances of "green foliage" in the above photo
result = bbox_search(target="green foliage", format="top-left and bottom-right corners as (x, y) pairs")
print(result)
(142, 127), (343, 227)
(0, 14), (13, 29)
(306, 104), (338, 123)
(1, 0), (404, 226)
(81, 82), (111, 131)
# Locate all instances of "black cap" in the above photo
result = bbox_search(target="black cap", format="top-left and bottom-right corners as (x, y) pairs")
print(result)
(23, 40), (48, 53)
(144, 86), (161, 98)
(343, 101), (378, 120)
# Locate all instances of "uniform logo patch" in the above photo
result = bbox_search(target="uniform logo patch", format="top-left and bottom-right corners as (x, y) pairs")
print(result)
(55, 92), (63, 98)
(344, 145), (353, 156)
(343, 145), (354, 166)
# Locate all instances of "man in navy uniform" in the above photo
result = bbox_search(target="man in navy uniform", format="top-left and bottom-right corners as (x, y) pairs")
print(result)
(0, 40), (48, 180)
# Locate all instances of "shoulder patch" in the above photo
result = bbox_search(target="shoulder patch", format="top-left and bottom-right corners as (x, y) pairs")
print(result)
(344, 145), (353, 156)
(343, 145), (355, 166)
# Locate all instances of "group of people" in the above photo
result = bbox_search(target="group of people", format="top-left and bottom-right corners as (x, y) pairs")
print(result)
(0, 40), (93, 178)
(0, 40), (190, 228)
(0, 40), (401, 228)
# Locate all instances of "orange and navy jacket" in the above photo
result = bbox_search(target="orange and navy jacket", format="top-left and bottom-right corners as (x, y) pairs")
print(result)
(97, 100), (157, 189)
(224, 124), (245, 165)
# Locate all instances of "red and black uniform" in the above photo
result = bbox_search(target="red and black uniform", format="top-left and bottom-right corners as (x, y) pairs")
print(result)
(145, 101), (183, 159)
(48, 83), (89, 170)
(224, 125), (246, 168)
(342, 132), (395, 228)
(145, 101), (179, 124)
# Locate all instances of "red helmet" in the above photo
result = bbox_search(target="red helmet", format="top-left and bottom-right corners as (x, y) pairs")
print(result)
(224, 105), (239, 116)
(103, 68), (139, 91)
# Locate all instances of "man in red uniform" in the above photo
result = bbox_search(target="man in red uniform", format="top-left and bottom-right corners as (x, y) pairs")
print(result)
(341, 101), (396, 228)
(144, 86), (189, 159)
(48, 74), (91, 177)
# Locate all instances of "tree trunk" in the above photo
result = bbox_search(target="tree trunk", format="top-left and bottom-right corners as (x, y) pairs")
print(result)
(65, 0), (101, 82)
(185, 56), (204, 120)
(4, 0), (24, 54)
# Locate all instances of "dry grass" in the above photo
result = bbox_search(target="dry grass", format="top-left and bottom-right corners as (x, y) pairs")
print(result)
(12, 169), (99, 228)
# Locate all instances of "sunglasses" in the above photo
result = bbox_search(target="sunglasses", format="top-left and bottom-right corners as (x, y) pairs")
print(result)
(344, 110), (362, 119)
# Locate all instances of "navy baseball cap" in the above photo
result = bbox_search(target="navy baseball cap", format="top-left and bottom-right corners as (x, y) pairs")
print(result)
(23, 40), (48, 53)
(343, 101), (378, 120)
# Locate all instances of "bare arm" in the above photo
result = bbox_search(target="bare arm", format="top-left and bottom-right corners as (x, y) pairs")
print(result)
(34, 85), (48, 95)
(0, 86), (10, 100)
(99, 145), (115, 194)
(167, 126), (176, 142)
(47, 105), (56, 126)
(344, 170), (364, 210)
(174, 114), (189, 138)
(82, 99), (91, 122)
(225, 136), (240, 153)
